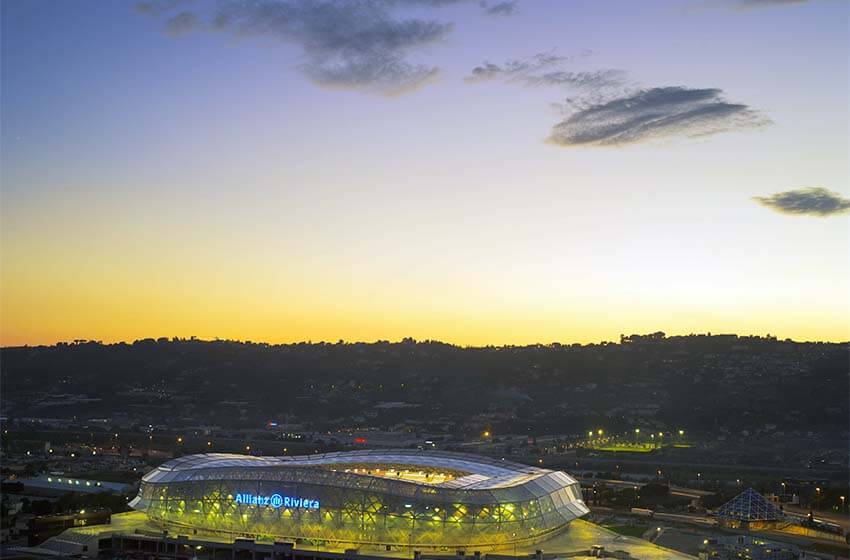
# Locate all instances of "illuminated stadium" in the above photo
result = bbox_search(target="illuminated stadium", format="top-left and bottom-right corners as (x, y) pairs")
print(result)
(130, 450), (589, 550)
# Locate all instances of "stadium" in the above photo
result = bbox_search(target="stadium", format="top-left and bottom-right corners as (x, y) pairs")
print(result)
(130, 450), (589, 550)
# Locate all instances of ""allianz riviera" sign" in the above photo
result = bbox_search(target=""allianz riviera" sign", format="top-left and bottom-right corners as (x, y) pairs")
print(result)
(234, 493), (320, 510)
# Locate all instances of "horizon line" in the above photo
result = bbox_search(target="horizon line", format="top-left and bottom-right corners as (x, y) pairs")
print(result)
(3, 331), (848, 350)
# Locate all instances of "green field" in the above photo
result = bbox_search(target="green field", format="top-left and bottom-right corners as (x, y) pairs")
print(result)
(592, 443), (657, 453)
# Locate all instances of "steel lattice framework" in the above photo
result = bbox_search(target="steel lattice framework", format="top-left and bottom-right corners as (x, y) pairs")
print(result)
(713, 488), (785, 522)
(130, 450), (588, 549)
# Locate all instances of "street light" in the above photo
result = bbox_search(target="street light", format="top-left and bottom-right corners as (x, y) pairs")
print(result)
(597, 429), (604, 436)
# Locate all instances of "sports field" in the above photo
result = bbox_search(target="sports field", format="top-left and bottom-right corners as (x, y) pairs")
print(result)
(591, 443), (657, 453)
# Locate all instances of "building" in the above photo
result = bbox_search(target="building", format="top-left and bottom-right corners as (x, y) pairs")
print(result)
(27, 508), (112, 546)
(700, 535), (800, 560)
(712, 488), (785, 530)
(130, 450), (589, 550)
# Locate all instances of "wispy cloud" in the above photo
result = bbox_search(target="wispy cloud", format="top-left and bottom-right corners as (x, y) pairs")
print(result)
(737, 0), (815, 7)
(164, 11), (200, 35)
(137, 0), (493, 95)
(479, 1), (517, 16)
(547, 87), (770, 147)
(465, 52), (562, 82)
(753, 188), (850, 217)
(525, 69), (627, 90)
(136, 0), (191, 17)
(465, 51), (622, 92)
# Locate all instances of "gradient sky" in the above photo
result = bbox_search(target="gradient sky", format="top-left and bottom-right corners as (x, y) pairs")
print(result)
(2, 0), (848, 346)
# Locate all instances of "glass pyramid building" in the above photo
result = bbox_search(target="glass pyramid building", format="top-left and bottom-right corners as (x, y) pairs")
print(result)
(714, 488), (784, 522)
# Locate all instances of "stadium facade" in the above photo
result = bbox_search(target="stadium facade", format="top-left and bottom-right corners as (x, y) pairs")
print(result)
(130, 450), (588, 550)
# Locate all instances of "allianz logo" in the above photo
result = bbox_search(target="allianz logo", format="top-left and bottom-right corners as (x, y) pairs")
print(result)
(234, 493), (320, 509)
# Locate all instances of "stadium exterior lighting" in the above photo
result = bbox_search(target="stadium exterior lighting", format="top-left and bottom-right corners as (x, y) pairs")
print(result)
(131, 450), (588, 549)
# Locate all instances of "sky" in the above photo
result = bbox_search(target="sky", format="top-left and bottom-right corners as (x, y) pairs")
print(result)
(1, 0), (848, 346)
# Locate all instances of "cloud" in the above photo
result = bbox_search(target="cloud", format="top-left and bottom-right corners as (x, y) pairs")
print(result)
(465, 52), (568, 83)
(753, 188), (850, 217)
(738, 0), (814, 6)
(464, 51), (620, 92)
(164, 11), (200, 35)
(479, 1), (517, 16)
(547, 86), (771, 147)
(136, 0), (191, 16)
(137, 0), (470, 95)
(525, 69), (627, 89)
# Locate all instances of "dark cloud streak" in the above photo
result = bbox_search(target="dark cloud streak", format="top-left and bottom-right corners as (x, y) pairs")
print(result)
(548, 87), (770, 147)
(480, 1), (517, 16)
(753, 188), (850, 217)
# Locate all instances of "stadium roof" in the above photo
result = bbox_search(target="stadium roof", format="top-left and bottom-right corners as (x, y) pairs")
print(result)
(142, 449), (578, 493)
(714, 488), (784, 522)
